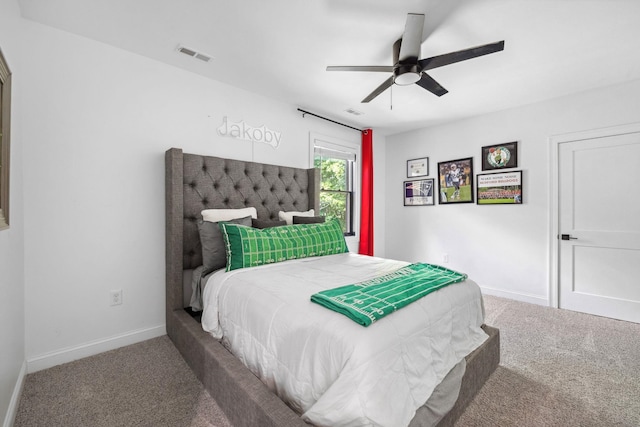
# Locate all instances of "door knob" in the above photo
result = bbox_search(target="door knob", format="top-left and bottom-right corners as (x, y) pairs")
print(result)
(561, 234), (578, 240)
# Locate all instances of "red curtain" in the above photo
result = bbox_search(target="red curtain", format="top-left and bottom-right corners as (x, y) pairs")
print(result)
(358, 129), (374, 256)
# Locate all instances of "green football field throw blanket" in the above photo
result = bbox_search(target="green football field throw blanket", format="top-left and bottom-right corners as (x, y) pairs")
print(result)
(310, 263), (467, 326)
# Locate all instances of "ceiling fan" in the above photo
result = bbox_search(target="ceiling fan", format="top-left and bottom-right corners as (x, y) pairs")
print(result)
(326, 13), (505, 103)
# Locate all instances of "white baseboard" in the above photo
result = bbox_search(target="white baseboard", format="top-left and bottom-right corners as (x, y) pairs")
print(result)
(3, 361), (26, 427)
(480, 286), (548, 306)
(26, 324), (166, 373)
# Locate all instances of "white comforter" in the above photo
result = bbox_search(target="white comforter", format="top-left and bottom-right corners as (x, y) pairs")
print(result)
(201, 253), (487, 427)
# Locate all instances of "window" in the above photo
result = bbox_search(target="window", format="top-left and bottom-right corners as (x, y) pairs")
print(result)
(0, 48), (11, 230)
(313, 138), (358, 236)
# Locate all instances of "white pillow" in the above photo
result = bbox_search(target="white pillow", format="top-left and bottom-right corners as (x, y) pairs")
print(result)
(278, 209), (314, 225)
(201, 207), (257, 222)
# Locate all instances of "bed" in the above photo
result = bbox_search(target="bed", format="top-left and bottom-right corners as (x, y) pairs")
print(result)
(165, 147), (499, 427)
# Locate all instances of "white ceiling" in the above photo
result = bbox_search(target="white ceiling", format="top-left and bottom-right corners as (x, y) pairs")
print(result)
(17, 0), (640, 135)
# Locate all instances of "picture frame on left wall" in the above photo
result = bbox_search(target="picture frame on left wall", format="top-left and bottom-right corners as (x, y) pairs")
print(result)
(481, 141), (518, 170)
(477, 170), (523, 204)
(404, 179), (435, 206)
(437, 157), (474, 204)
(407, 157), (429, 177)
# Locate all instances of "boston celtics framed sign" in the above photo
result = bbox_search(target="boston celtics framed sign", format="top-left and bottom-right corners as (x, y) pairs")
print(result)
(481, 141), (518, 170)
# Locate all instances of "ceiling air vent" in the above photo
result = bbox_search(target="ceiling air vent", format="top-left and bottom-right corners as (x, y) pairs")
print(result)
(176, 45), (212, 63)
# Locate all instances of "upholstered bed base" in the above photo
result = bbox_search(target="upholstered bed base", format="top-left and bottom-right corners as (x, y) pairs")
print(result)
(170, 306), (498, 427)
(165, 148), (499, 426)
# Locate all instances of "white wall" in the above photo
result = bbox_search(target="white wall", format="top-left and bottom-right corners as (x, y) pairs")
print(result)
(0, 0), (26, 424)
(372, 133), (386, 257)
(19, 19), (362, 371)
(384, 79), (640, 304)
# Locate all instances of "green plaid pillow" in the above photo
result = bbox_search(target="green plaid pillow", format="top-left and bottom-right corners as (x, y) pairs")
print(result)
(219, 219), (349, 271)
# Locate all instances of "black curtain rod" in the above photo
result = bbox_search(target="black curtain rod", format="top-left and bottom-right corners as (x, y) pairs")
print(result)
(297, 108), (363, 133)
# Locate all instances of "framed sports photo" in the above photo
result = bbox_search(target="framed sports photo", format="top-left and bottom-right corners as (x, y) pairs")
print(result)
(437, 158), (474, 204)
(404, 179), (435, 206)
(477, 170), (523, 205)
(481, 141), (518, 170)
(407, 157), (429, 177)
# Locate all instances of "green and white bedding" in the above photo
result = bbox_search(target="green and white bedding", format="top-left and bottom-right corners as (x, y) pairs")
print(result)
(311, 263), (468, 326)
(201, 253), (488, 427)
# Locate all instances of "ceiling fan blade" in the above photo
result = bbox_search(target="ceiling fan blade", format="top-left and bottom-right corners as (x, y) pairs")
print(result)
(418, 40), (505, 71)
(326, 65), (394, 72)
(362, 76), (394, 103)
(416, 73), (448, 97)
(398, 13), (425, 62)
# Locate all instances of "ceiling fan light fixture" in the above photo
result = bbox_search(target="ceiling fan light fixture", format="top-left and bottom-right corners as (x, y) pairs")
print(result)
(394, 64), (421, 86)
(394, 71), (420, 86)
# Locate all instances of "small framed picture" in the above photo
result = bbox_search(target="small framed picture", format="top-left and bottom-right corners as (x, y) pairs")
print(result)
(404, 179), (435, 206)
(477, 170), (523, 205)
(407, 157), (429, 177)
(481, 141), (518, 170)
(437, 158), (474, 204)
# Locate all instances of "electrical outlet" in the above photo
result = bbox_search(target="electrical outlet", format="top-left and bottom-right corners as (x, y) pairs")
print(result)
(110, 289), (123, 306)
(443, 253), (449, 264)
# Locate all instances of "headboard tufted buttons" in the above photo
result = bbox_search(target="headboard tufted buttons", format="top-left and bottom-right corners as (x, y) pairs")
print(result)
(179, 153), (316, 270)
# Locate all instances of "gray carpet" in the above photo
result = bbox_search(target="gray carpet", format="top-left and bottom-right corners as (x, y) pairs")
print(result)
(456, 296), (640, 427)
(14, 295), (640, 427)
(14, 336), (232, 427)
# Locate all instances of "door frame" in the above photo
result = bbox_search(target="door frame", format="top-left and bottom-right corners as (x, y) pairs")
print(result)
(549, 121), (640, 308)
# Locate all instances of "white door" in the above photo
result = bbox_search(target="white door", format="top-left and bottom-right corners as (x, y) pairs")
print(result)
(558, 131), (640, 323)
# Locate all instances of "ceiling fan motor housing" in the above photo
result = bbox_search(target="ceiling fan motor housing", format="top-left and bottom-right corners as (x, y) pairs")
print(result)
(393, 38), (421, 85)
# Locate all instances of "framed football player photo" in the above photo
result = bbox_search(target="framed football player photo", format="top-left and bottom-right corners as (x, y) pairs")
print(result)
(437, 158), (474, 204)
(481, 141), (518, 170)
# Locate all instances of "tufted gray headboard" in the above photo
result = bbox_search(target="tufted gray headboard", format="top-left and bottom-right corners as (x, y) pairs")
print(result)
(165, 148), (320, 319)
